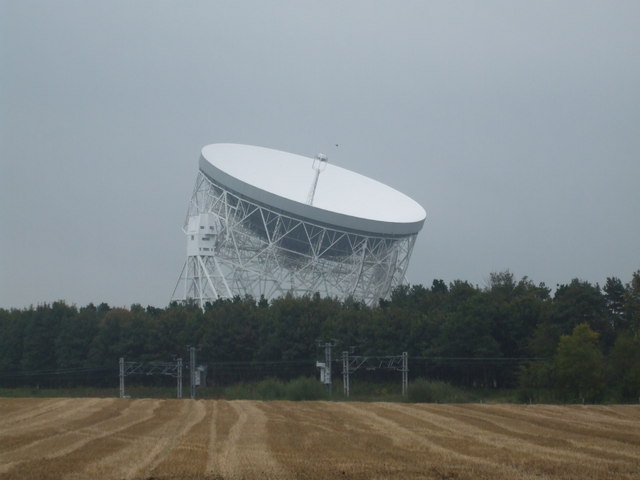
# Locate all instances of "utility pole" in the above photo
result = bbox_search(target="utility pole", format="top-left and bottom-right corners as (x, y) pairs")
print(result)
(189, 346), (196, 399)
(324, 342), (333, 396)
(402, 351), (408, 397)
(342, 351), (350, 397)
(119, 357), (125, 399)
(315, 340), (337, 395)
(177, 357), (183, 399)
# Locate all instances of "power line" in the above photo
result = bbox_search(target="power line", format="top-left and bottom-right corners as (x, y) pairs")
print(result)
(0, 366), (113, 378)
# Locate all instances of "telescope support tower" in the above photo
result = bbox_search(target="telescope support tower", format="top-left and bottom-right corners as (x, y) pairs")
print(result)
(172, 171), (418, 308)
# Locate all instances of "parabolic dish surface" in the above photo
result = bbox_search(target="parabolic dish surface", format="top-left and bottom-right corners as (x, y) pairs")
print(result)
(199, 143), (426, 236)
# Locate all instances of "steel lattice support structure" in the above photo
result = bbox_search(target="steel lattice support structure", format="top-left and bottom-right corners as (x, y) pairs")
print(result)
(118, 357), (183, 399)
(341, 351), (408, 397)
(172, 171), (419, 307)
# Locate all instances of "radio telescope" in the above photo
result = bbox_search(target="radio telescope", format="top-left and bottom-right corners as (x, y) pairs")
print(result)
(172, 144), (426, 308)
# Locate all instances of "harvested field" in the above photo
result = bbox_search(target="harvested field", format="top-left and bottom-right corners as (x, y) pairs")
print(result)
(0, 398), (639, 479)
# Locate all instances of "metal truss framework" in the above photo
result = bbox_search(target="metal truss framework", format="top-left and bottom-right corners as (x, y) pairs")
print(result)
(341, 351), (408, 397)
(119, 357), (183, 399)
(173, 172), (418, 307)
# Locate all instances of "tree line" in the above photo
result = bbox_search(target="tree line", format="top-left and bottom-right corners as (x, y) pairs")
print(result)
(1, 270), (639, 401)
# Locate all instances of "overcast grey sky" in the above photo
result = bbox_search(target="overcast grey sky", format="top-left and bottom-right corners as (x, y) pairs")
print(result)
(1, 1), (638, 309)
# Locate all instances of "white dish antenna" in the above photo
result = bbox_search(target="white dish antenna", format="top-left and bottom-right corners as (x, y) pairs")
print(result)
(172, 144), (426, 308)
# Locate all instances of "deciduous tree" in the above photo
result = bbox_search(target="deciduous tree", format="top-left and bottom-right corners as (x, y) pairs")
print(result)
(554, 323), (605, 402)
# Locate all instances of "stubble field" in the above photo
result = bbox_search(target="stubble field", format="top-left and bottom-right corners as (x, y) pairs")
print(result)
(0, 398), (639, 480)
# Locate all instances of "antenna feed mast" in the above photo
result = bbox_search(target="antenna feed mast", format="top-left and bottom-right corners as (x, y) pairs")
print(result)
(307, 153), (328, 206)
